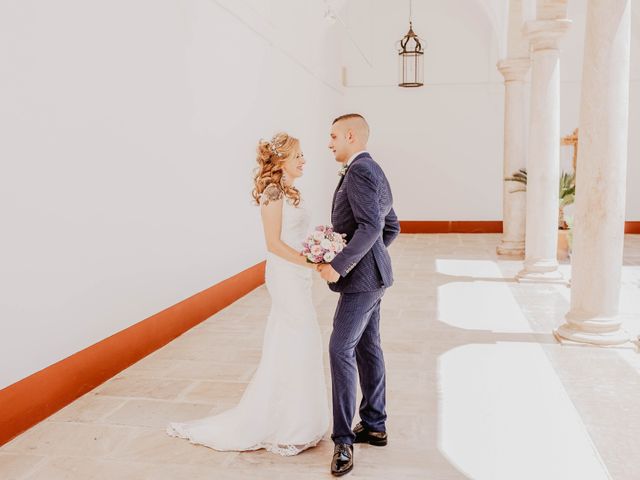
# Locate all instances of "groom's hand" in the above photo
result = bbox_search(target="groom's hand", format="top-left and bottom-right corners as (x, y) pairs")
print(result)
(319, 264), (340, 283)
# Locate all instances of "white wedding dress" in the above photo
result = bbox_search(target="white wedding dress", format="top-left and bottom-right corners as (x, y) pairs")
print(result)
(166, 197), (330, 456)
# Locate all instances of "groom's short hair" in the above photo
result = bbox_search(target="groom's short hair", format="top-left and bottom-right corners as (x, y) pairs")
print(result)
(332, 113), (370, 139)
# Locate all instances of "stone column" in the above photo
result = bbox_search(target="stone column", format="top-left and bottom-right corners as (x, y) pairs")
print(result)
(555, 0), (631, 345)
(516, 18), (570, 282)
(497, 58), (530, 257)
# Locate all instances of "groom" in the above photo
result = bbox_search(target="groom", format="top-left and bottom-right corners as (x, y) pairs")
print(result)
(318, 113), (400, 476)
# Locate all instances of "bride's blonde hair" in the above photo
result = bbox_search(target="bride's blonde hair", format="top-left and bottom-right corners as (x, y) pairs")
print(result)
(251, 132), (301, 207)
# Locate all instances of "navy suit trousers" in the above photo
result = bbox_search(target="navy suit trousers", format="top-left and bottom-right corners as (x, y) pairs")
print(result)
(329, 288), (387, 445)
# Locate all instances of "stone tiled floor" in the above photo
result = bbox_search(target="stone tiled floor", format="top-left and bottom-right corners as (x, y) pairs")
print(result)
(2, 234), (639, 479)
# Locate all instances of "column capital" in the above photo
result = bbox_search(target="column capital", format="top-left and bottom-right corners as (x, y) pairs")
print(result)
(497, 57), (531, 82)
(524, 19), (571, 51)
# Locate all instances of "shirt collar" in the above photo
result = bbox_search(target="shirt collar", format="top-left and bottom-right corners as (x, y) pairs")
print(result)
(345, 150), (368, 168)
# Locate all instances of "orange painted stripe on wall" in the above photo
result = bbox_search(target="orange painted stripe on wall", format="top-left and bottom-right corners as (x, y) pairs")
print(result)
(626, 222), (640, 234)
(0, 261), (266, 447)
(400, 221), (504, 233)
(401, 221), (640, 234)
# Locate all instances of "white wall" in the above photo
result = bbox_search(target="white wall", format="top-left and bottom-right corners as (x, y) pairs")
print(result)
(341, 0), (507, 221)
(341, 0), (640, 221)
(0, 0), (345, 389)
(2, 0), (639, 390)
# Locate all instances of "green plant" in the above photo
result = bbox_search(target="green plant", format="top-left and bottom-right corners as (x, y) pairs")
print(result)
(558, 171), (576, 229)
(504, 168), (577, 230)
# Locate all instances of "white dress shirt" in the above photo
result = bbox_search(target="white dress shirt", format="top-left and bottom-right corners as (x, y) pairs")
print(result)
(345, 150), (368, 168)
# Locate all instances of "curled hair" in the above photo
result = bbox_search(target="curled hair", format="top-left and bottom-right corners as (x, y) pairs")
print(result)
(251, 132), (301, 207)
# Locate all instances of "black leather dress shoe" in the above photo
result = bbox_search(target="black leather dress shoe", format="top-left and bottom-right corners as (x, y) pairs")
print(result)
(353, 422), (388, 446)
(331, 443), (354, 476)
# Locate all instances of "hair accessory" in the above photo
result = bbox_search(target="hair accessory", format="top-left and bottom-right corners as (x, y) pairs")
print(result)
(269, 142), (284, 158)
(269, 135), (285, 158)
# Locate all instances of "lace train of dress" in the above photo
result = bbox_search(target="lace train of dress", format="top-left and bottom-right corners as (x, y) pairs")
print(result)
(166, 200), (330, 456)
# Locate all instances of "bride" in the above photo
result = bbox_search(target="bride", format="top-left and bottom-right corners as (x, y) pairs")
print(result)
(166, 132), (330, 456)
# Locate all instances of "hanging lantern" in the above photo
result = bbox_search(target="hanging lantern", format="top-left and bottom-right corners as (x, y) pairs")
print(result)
(397, 1), (424, 88)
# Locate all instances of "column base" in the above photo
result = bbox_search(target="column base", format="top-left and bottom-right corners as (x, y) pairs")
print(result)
(517, 270), (565, 283)
(554, 321), (631, 346)
(517, 258), (564, 283)
(496, 239), (525, 257)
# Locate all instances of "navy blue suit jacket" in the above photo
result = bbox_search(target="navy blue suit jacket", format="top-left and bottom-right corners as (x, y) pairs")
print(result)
(329, 153), (400, 293)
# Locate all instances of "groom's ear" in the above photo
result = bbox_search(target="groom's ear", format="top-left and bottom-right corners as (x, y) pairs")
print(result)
(345, 129), (354, 143)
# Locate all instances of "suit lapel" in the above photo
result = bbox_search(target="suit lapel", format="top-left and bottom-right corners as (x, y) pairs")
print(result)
(331, 174), (345, 215)
(330, 153), (370, 218)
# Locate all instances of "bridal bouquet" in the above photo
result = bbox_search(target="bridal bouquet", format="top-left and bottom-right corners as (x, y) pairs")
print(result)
(302, 225), (347, 264)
